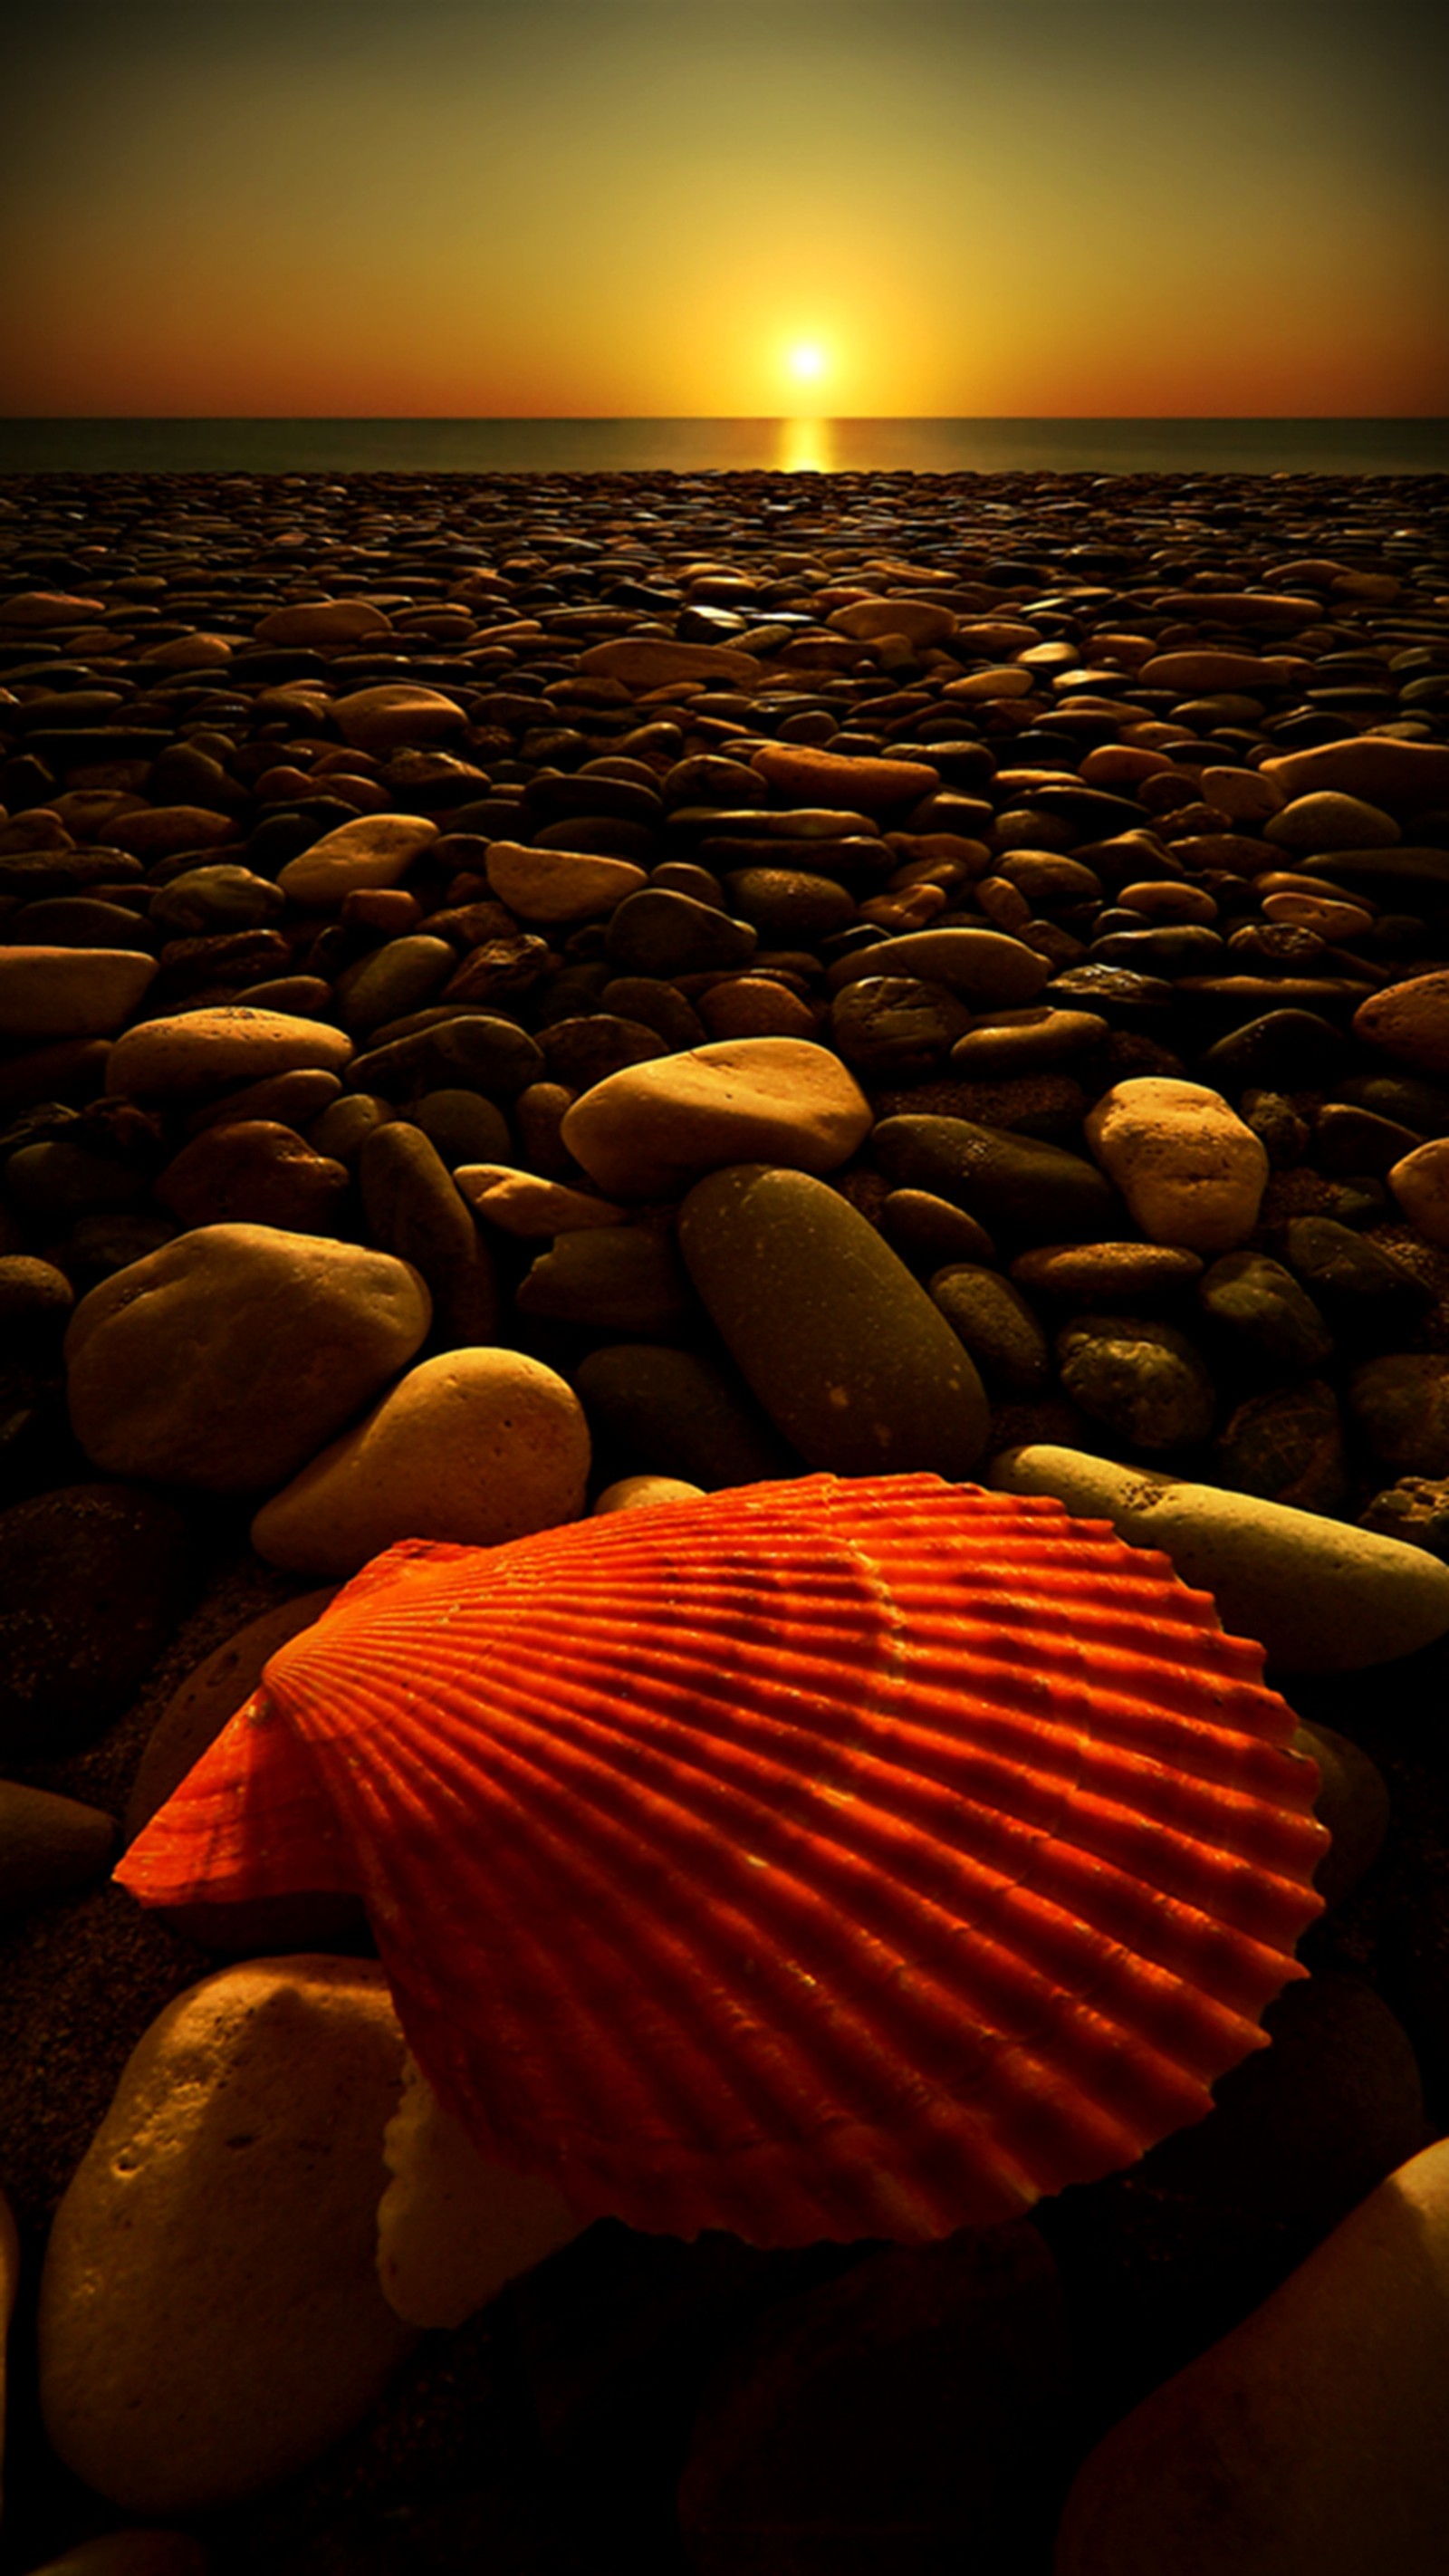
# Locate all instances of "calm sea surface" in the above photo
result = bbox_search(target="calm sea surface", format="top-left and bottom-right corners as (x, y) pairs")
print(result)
(1, 418), (1445, 477)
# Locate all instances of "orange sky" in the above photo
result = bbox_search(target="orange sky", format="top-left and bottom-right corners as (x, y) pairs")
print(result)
(3, 0), (1446, 418)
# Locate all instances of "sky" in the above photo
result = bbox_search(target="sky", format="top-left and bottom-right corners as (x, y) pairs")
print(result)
(2, 0), (1446, 419)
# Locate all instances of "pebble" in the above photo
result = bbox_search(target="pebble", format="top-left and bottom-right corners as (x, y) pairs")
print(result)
(873, 1113), (1123, 1245)
(250, 1348), (590, 1575)
(678, 1164), (989, 1477)
(591, 1474), (706, 1514)
(63, 1224), (431, 1492)
(1354, 967), (1449, 1077)
(37, 1957), (417, 2514)
(483, 840), (648, 921)
(0, 947), (157, 1041)
(988, 1443), (1449, 1670)
(275, 812), (439, 906)
(561, 1036), (872, 1199)
(1056, 1314), (1217, 1451)
(1084, 1076), (1270, 1254)
(376, 2052), (582, 2331)
(103, 1005), (353, 1101)
(1053, 2137), (1449, 2576)
(571, 1341), (795, 1492)
(1261, 735), (1449, 812)
(0, 1783), (116, 1915)
(331, 683), (469, 754)
(1195, 1251), (1335, 1381)
(749, 741), (940, 812)
(152, 1119), (350, 1235)
(1347, 1352), (1449, 1477)
(827, 926), (1050, 1009)
(357, 1119), (501, 1347)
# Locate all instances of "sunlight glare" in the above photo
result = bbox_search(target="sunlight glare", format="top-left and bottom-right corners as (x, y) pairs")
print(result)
(788, 341), (827, 386)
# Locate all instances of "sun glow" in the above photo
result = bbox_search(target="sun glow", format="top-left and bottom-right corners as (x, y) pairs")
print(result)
(787, 341), (827, 387)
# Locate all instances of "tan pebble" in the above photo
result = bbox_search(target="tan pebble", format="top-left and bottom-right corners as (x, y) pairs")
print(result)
(1387, 1139), (1449, 1248)
(140, 630), (235, 671)
(254, 600), (393, 648)
(64, 1223), (430, 1492)
(1354, 971), (1449, 1079)
(988, 1445), (1449, 1672)
(859, 885), (949, 929)
(105, 1005), (352, 1101)
(483, 840), (648, 922)
(560, 1036), (873, 1200)
(331, 684), (468, 754)
(152, 1120), (350, 1234)
(1261, 736), (1449, 812)
(1264, 791), (1401, 852)
(749, 741), (939, 814)
(250, 1348), (590, 1577)
(578, 637), (762, 691)
(277, 812), (439, 907)
(0, 590), (108, 626)
(695, 977), (819, 1040)
(949, 1006), (1108, 1072)
(1256, 868), (1374, 909)
(1262, 891), (1375, 941)
(1085, 1076), (1268, 1254)
(590, 1475), (707, 1514)
(1077, 745), (1176, 786)
(996, 852), (1102, 907)
(377, 2053), (582, 2331)
(106, 807), (241, 859)
(975, 877), (1032, 932)
(454, 1167), (625, 1236)
(1117, 881), (1219, 923)
(37, 1958), (416, 2515)
(826, 597), (957, 646)
(827, 927), (1049, 1009)
(940, 666), (1037, 701)
(0, 947), (157, 1041)
(1054, 2137), (1449, 2576)
(1198, 764), (1286, 822)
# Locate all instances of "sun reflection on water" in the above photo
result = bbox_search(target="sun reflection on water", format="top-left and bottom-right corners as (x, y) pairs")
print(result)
(776, 417), (833, 473)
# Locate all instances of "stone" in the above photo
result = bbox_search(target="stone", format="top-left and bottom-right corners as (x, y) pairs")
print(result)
(948, 1005), (1108, 1073)
(571, 1343), (795, 1493)
(1297, 1720), (1391, 1908)
(106, 808), (241, 860)
(1084, 1077), (1269, 1254)
(357, 1120), (501, 1347)
(987, 1445), (1449, 1671)
(828, 927), (1050, 1009)
(250, 1349), (590, 1577)
(376, 2053), (582, 2331)
(592, 1475), (707, 1514)
(0, 1485), (197, 1761)
(750, 742), (939, 812)
(276, 813), (440, 908)
(483, 841), (648, 921)
(1348, 1354), (1449, 1477)
(878, 1188), (997, 1270)
(254, 600), (393, 648)
(410, 1087), (514, 1169)
(578, 637), (763, 691)
(514, 1226), (692, 1334)
(339, 934), (456, 1035)
(37, 1957), (417, 2515)
(1011, 1243), (1204, 1304)
(1214, 1379), (1349, 1514)
(0, 1253), (76, 1335)
(1053, 2137), (1449, 2576)
(604, 889), (757, 977)
(1263, 790), (1400, 852)
(561, 1037), (872, 1200)
(152, 1120), (350, 1235)
(64, 1224), (430, 1494)
(149, 865), (287, 936)
(0, 1783), (116, 1915)
(829, 975), (972, 1079)
(331, 684), (469, 754)
(1056, 1315), (1216, 1452)
(721, 867), (856, 939)
(455, 1165), (623, 1236)
(1281, 1216), (1426, 1341)
(1354, 970), (1449, 1079)
(872, 1114), (1123, 1246)
(1261, 735), (1449, 812)
(350, 1013), (543, 1105)
(1387, 1137), (1449, 1246)
(678, 1164), (989, 1479)
(827, 595), (959, 644)
(928, 1264), (1052, 1397)
(104, 1006), (353, 1102)
(680, 2223), (1067, 2575)
(1195, 1253), (1334, 1380)
(0, 947), (157, 1041)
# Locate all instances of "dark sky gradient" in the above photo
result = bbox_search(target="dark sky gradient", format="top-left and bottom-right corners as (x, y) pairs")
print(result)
(4, 0), (1445, 416)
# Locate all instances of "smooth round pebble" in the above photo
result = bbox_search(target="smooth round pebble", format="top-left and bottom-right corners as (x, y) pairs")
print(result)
(250, 1348), (590, 1576)
(561, 1037), (873, 1200)
(1084, 1077), (1269, 1254)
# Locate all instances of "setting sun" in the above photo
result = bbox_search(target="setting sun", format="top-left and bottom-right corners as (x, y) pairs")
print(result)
(787, 341), (827, 387)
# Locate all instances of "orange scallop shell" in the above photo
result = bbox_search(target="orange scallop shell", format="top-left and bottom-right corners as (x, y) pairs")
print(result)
(117, 1474), (1326, 2247)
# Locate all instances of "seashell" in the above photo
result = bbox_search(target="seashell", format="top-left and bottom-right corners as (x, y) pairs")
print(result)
(116, 1475), (1327, 2249)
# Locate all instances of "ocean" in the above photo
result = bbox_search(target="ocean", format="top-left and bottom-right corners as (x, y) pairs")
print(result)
(1, 418), (1446, 477)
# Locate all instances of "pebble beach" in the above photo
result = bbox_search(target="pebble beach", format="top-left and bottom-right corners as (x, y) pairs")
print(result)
(4, 458), (1449, 2572)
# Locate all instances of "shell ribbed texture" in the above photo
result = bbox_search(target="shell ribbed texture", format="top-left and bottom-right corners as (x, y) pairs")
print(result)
(117, 1475), (1326, 2246)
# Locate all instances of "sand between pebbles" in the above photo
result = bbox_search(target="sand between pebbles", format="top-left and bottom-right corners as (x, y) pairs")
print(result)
(2, 460), (1449, 2571)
